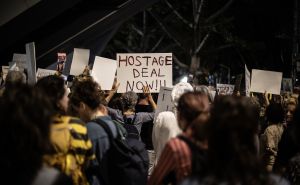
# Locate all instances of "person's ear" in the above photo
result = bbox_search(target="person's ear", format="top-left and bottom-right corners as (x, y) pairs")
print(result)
(79, 102), (86, 111)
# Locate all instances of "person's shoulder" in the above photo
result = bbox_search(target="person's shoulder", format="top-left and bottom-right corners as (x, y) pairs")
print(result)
(165, 136), (189, 152)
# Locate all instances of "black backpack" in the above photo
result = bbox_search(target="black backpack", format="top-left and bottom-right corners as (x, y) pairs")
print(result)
(93, 118), (149, 185)
(123, 114), (140, 140)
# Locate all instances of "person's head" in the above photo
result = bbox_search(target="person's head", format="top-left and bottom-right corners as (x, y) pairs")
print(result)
(68, 78), (106, 122)
(36, 75), (69, 114)
(194, 85), (214, 103)
(265, 103), (285, 124)
(5, 70), (26, 88)
(208, 96), (261, 181)
(176, 92), (210, 140)
(171, 82), (194, 107)
(0, 84), (53, 184)
(121, 91), (138, 112)
(286, 99), (297, 123)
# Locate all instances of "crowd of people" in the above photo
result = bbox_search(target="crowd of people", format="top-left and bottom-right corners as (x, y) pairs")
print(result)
(1, 69), (300, 185)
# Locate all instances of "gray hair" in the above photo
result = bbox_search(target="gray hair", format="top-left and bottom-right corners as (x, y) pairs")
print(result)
(121, 91), (138, 111)
(194, 85), (213, 103)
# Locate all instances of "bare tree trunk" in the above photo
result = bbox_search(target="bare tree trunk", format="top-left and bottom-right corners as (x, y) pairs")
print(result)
(190, 54), (200, 74)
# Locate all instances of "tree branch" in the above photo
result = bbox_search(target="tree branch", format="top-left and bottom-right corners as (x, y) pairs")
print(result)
(206, 0), (235, 22)
(131, 25), (143, 36)
(164, 0), (192, 28)
(173, 54), (189, 69)
(195, 0), (205, 25)
(195, 33), (210, 54)
(149, 10), (188, 52)
(150, 35), (165, 52)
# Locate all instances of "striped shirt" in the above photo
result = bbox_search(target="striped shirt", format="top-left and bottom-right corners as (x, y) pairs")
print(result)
(44, 115), (95, 185)
(148, 136), (192, 185)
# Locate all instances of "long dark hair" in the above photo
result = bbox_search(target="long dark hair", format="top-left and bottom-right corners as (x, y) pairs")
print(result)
(207, 96), (270, 185)
(36, 75), (66, 114)
(0, 84), (54, 185)
(176, 92), (210, 140)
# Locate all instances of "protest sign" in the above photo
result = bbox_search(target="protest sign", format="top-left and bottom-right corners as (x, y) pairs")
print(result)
(250, 69), (282, 95)
(57, 53), (66, 73)
(12, 53), (27, 71)
(117, 53), (173, 93)
(2, 66), (9, 81)
(25, 42), (37, 85)
(37, 68), (57, 79)
(245, 65), (251, 97)
(70, 48), (90, 76)
(281, 78), (293, 93)
(155, 86), (175, 119)
(91, 56), (117, 90)
(216, 84), (235, 95)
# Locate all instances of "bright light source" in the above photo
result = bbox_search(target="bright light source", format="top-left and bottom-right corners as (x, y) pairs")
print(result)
(180, 76), (188, 83)
(296, 79), (299, 82)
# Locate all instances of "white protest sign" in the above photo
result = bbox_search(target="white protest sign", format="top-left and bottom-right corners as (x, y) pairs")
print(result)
(250, 69), (282, 95)
(37, 68), (57, 79)
(25, 42), (37, 85)
(91, 56), (117, 90)
(245, 64), (251, 97)
(117, 53), (173, 93)
(155, 86), (175, 119)
(2, 66), (9, 81)
(216, 84), (235, 95)
(12, 53), (27, 71)
(281, 78), (293, 93)
(70, 48), (90, 76)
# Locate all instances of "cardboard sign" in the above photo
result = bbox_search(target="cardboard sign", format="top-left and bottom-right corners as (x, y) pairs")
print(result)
(217, 84), (235, 95)
(250, 69), (282, 95)
(91, 56), (117, 90)
(2, 66), (9, 81)
(12, 53), (27, 71)
(25, 42), (37, 85)
(70, 48), (90, 76)
(281, 78), (293, 93)
(37, 68), (57, 79)
(245, 65), (251, 97)
(117, 53), (173, 93)
(57, 53), (66, 73)
(155, 86), (175, 119)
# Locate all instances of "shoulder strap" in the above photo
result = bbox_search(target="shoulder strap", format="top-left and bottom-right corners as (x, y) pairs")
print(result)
(92, 119), (114, 142)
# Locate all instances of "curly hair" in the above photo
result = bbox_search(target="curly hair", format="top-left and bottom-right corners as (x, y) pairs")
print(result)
(121, 91), (138, 112)
(69, 78), (105, 111)
(0, 84), (54, 185)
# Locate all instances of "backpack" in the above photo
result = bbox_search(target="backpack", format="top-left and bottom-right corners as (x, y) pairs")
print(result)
(93, 118), (149, 185)
(177, 136), (208, 177)
(123, 114), (140, 140)
(44, 116), (89, 185)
